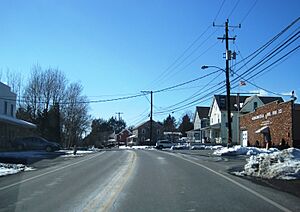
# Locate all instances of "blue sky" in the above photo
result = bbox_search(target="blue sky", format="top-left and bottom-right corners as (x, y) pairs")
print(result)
(0, 0), (299, 126)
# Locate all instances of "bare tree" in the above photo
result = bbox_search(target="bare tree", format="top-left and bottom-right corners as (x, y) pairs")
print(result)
(5, 69), (24, 108)
(61, 82), (90, 148)
(23, 65), (44, 119)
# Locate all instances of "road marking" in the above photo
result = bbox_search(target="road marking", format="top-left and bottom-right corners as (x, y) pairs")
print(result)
(163, 151), (292, 212)
(0, 152), (105, 191)
(83, 151), (136, 212)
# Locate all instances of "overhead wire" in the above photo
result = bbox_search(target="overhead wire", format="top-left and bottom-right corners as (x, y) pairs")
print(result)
(240, 0), (258, 24)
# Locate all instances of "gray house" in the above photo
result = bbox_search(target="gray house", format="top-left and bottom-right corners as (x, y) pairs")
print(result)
(187, 106), (210, 143)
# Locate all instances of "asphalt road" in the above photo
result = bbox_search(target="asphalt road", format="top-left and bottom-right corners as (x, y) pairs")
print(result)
(0, 149), (299, 212)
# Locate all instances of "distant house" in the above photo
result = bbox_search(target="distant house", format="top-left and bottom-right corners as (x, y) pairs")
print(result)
(0, 82), (36, 149)
(132, 120), (164, 145)
(117, 129), (132, 145)
(187, 106), (210, 143)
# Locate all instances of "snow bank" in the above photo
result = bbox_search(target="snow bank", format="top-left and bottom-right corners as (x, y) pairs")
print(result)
(237, 148), (300, 180)
(118, 146), (154, 150)
(59, 149), (96, 157)
(213, 145), (278, 156)
(171, 144), (189, 150)
(0, 163), (34, 177)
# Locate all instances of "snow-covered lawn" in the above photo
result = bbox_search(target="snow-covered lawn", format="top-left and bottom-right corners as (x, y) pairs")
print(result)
(0, 163), (34, 177)
(235, 148), (300, 180)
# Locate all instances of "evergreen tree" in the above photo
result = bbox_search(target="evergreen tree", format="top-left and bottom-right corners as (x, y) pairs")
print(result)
(163, 114), (177, 132)
(178, 114), (193, 137)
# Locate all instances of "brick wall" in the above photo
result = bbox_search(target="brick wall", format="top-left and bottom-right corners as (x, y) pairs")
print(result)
(240, 101), (293, 148)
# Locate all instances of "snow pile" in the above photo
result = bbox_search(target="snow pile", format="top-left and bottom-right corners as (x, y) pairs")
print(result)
(213, 145), (278, 156)
(59, 150), (96, 157)
(118, 146), (154, 150)
(237, 148), (300, 180)
(171, 144), (189, 150)
(0, 163), (34, 177)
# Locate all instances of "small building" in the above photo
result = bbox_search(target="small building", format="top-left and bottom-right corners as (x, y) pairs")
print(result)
(116, 129), (132, 146)
(132, 120), (164, 145)
(0, 82), (36, 150)
(186, 106), (210, 143)
(240, 100), (300, 148)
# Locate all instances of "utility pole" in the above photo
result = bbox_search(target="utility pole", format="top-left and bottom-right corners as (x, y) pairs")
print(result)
(214, 19), (240, 147)
(141, 91), (153, 145)
(150, 91), (153, 146)
(116, 112), (123, 121)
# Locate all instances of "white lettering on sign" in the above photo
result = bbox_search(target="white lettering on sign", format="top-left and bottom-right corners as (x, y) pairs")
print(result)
(251, 108), (283, 121)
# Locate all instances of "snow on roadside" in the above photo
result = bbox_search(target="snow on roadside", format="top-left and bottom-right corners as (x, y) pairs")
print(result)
(213, 145), (278, 156)
(0, 163), (35, 177)
(118, 146), (154, 150)
(236, 148), (300, 180)
(59, 150), (97, 158)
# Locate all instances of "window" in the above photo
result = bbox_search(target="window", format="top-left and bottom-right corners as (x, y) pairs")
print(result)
(142, 129), (145, 134)
(157, 130), (160, 135)
(10, 104), (14, 116)
(4, 101), (8, 115)
(254, 102), (258, 110)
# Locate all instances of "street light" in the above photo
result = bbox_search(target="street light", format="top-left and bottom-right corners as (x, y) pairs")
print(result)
(201, 65), (232, 148)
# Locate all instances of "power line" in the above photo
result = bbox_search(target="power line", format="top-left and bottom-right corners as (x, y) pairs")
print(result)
(240, 0), (258, 24)
(227, 0), (240, 19)
(213, 0), (226, 22)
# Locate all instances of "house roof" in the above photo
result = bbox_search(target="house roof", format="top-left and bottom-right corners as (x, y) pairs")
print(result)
(258, 96), (284, 104)
(195, 106), (210, 119)
(243, 95), (284, 109)
(214, 95), (250, 112)
(133, 120), (162, 130)
(0, 114), (36, 128)
(118, 128), (132, 135)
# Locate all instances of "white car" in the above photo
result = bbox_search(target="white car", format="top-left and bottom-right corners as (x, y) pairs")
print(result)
(156, 140), (174, 149)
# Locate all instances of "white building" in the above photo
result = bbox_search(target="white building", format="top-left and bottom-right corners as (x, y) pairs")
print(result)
(0, 82), (17, 117)
(207, 95), (250, 145)
(0, 82), (36, 149)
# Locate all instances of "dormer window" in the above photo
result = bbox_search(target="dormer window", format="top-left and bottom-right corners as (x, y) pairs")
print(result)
(254, 102), (258, 110)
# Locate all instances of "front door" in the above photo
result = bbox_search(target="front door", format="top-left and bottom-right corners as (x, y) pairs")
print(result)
(241, 131), (248, 147)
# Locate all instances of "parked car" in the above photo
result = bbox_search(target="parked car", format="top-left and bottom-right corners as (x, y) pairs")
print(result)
(156, 140), (174, 149)
(12, 137), (61, 152)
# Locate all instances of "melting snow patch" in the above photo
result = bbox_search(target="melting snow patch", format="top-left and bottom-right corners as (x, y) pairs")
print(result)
(213, 145), (278, 156)
(236, 148), (300, 180)
(0, 163), (35, 177)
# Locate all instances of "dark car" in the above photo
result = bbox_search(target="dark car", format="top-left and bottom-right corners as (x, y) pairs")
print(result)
(12, 137), (61, 152)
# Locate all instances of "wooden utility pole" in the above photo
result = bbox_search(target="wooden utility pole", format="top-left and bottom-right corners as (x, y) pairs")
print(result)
(215, 19), (240, 147)
(150, 91), (153, 145)
(116, 112), (123, 121)
(141, 91), (153, 145)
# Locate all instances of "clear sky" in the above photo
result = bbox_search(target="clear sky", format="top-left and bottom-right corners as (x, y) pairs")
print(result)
(0, 0), (299, 126)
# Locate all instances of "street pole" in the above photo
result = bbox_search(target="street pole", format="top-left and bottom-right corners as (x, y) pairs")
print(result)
(225, 20), (232, 147)
(141, 90), (153, 146)
(116, 112), (123, 121)
(215, 19), (240, 147)
(150, 91), (153, 146)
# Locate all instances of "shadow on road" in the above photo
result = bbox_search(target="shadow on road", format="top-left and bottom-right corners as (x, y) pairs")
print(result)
(0, 151), (66, 165)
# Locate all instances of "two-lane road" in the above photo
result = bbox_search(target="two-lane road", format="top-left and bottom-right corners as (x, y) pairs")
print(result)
(0, 149), (299, 212)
